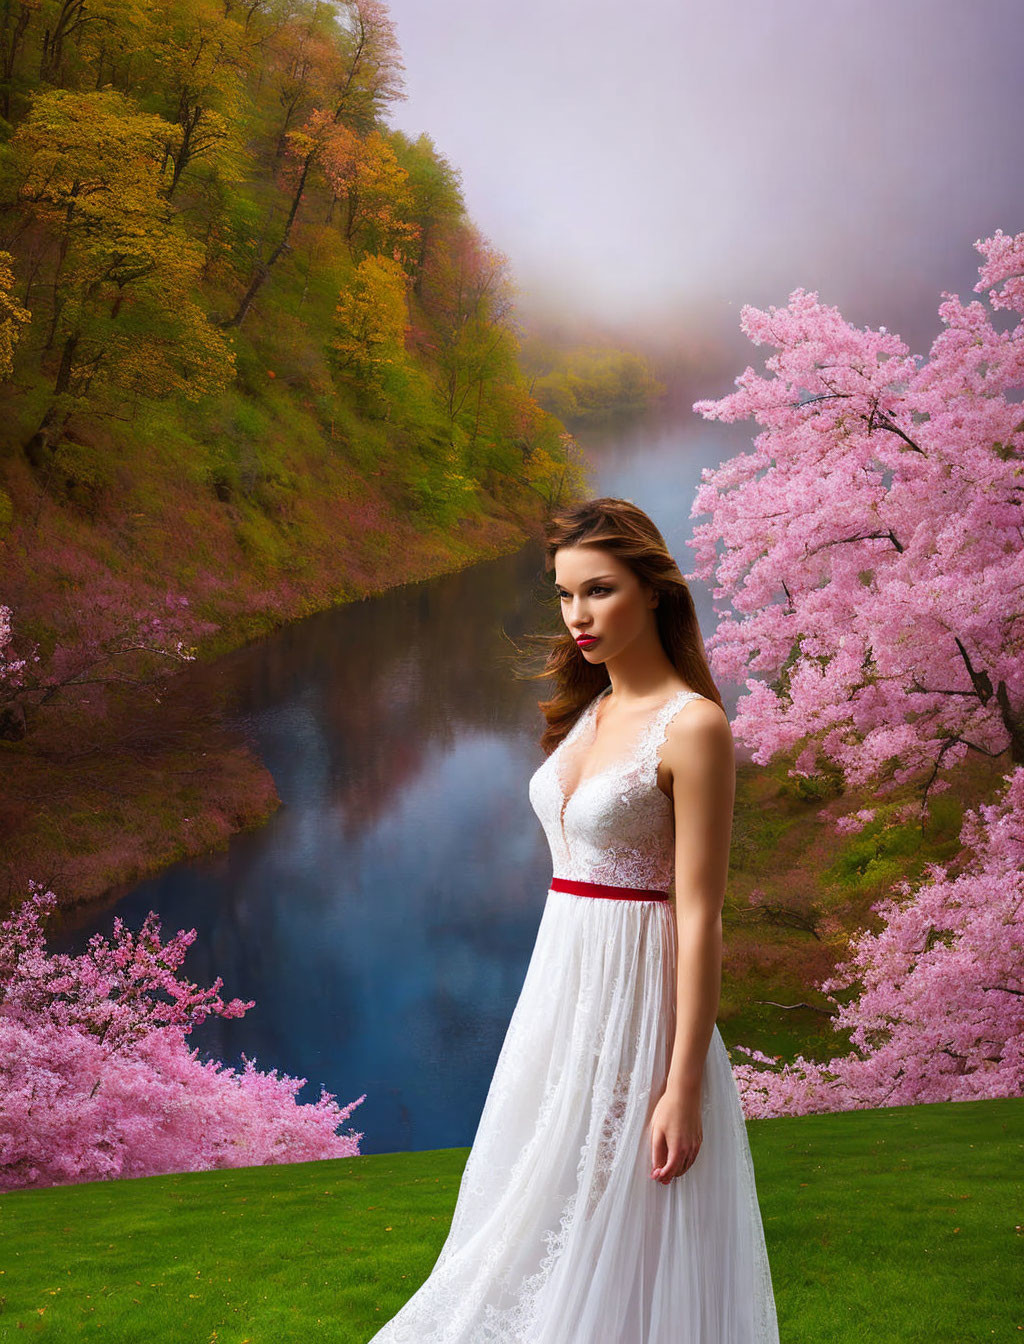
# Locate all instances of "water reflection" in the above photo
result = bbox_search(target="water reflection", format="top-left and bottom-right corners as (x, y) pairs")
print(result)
(49, 401), (756, 1156)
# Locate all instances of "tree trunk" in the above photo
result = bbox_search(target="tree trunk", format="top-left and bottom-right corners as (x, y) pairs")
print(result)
(224, 150), (312, 328)
(23, 330), (78, 466)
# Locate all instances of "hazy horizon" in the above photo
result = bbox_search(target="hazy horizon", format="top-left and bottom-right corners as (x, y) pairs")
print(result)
(382, 0), (1024, 364)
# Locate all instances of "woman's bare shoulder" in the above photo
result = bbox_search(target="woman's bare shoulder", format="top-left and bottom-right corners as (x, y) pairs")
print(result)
(660, 695), (734, 780)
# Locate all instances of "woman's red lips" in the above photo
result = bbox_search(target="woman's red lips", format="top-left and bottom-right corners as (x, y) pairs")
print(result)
(576, 635), (600, 646)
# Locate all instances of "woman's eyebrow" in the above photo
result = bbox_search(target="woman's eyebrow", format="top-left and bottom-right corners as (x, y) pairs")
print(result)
(554, 575), (616, 588)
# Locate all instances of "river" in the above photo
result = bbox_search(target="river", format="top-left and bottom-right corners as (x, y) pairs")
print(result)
(50, 392), (757, 1156)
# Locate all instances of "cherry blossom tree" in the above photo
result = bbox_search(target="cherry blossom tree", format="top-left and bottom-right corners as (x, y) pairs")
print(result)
(0, 883), (366, 1190)
(690, 229), (1024, 806)
(731, 770), (1024, 1116)
(0, 593), (212, 740)
(689, 229), (1024, 1114)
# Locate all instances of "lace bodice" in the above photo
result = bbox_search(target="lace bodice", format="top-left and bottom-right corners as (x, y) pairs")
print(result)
(528, 686), (706, 895)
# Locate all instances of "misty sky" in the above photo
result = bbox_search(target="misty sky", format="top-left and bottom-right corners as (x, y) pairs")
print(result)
(382, 0), (1024, 354)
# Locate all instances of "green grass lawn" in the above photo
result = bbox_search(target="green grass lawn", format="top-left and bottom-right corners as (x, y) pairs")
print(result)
(1, 1097), (1020, 1343)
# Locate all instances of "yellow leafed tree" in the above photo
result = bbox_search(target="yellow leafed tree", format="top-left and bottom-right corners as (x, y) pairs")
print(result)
(0, 251), (30, 381)
(5, 87), (235, 460)
(331, 253), (409, 389)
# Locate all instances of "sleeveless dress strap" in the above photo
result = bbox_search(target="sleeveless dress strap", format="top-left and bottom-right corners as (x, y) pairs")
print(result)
(633, 690), (706, 786)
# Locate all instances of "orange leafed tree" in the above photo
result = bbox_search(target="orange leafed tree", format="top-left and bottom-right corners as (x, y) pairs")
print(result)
(226, 0), (407, 328)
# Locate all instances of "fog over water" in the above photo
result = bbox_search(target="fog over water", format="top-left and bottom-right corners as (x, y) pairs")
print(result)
(383, 0), (1024, 361)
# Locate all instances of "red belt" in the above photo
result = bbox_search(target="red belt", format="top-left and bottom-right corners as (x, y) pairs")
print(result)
(549, 876), (670, 902)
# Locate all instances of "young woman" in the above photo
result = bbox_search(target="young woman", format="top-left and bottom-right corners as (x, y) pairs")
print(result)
(367, 498), (780, 1343)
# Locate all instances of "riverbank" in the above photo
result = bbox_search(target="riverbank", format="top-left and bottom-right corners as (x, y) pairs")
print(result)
(0, 446), (544, 921)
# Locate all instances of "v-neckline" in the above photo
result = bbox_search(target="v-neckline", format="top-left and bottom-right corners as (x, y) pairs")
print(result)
(558, 686), (613, 809)
(554, 685), (694, 844)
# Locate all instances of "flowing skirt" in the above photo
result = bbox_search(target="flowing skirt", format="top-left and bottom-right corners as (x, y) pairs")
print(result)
(366, 887), (780, 1343)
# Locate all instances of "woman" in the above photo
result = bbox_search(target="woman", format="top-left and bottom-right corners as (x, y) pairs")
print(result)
(367, 498), (780, 1343)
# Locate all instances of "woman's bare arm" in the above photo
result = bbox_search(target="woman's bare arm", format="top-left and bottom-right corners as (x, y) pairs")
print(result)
(660, 698), (735, 1100)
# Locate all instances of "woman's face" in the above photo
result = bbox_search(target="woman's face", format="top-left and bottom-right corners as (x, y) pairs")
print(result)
(553, 546), (656, 664)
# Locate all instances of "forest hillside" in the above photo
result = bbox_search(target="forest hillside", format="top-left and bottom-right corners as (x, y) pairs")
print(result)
(0, 0), (661, 909)
(0, 0), (665, 647)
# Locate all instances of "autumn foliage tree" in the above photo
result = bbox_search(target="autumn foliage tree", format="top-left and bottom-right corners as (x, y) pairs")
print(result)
(420, 222), (518, 430)
(38, 0), (150, 87)
(226, 0), (407, 327)
(392, 130), (465, 296)
(148, 0), (248, 198)
(331, 251), (409, 396)
(3, 87), (234, 462)
(0, 250), (30, 378)
(335, 128), (418, 259)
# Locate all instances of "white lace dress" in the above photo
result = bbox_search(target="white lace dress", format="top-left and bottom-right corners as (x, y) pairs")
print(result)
(366, 687), (780, 1343)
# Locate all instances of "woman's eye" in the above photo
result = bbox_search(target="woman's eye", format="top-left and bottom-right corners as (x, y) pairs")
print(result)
(557, 587), (609, 599)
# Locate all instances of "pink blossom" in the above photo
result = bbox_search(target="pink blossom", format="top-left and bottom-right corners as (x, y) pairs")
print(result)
(0, 885), (365, 1190)
(690, 230), (1024, 1115)
(690, 230), (1024, 806)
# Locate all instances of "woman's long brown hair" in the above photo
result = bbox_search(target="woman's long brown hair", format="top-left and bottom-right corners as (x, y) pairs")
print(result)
(518, 497), (724, 756)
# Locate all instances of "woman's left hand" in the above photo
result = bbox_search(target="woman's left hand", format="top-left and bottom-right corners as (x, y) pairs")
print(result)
(649, 1087), (703, 1184)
